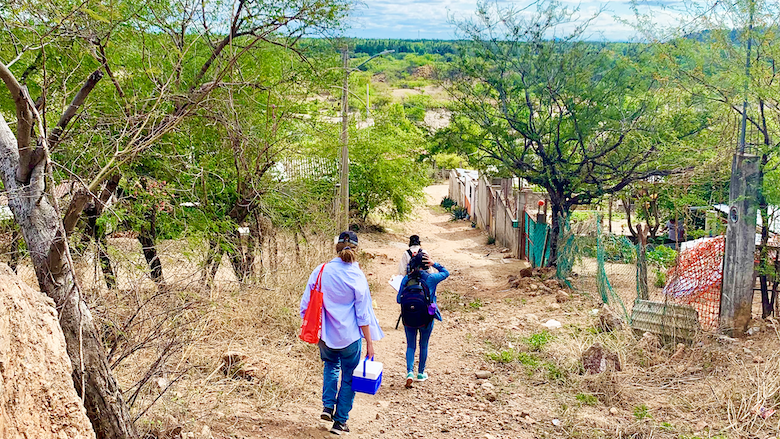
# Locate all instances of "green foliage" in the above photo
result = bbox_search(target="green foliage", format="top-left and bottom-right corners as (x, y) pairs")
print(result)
(647, 245), (678, 268)
(575, 393), (598, 406)
(432, 153), (466, 170)
(633, 404), (652, 420)
(584, 235), (637, 264)
(523, 331), (554, 352)
(440, 196), (456, 211)
(654, 269), (667, 288)
(544, 362), (567, 383)
(468, 298), (483, 309)
(486, 349), (518, 364)
(451, 206), (469, 220)
(348, 103), (430, 221)
(486, 236), (496, 245)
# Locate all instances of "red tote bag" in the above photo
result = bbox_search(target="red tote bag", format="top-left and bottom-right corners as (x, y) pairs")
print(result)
(299, 264), (326, 344)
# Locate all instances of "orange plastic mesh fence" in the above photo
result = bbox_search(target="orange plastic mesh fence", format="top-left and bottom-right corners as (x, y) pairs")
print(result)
(663, 236), (725, 331)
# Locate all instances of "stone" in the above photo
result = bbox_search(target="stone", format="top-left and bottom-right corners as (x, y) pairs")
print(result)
(753, 355), (766, 364)
(555, 291), (569, 303)
(582, 342), (621, 374)
(476, 370), (493, 379)
(481, 382), (495, 390)
(542, 319), (562, 330)
(669, 343), (686, 362)
(599, 305), (623, 332)
(609, 407), (618, 415)
(154, 376), (171, 391)
(519, 267), (533, 278)
(0, 264), (96, 439)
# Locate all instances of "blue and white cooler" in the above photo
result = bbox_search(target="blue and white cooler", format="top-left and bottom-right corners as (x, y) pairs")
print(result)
(352, 357), (383, 395)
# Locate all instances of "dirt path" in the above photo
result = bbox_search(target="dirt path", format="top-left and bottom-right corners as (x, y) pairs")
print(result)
(259, 185), (563, 439)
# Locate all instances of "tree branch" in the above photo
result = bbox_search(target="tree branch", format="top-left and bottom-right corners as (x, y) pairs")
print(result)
(48, 69), (103, 150)
(0, 59), (35, 183)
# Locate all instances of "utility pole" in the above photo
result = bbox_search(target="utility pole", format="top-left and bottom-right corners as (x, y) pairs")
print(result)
(339, 47), (349, 232)
(720, 1), (759, 336)
(336, 48), (394, 232)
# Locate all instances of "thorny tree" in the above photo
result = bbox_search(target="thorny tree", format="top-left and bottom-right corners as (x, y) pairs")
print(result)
(449, 0), (704, 266)
(0, 0), (347, 437)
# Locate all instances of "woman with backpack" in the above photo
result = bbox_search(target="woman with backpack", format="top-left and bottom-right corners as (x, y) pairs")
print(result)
(397, 252), (449, 388)
(300, 231), (384, 435)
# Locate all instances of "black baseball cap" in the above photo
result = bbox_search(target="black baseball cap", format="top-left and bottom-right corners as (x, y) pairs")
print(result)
(409, 235), (421, 246)
(338, 231), (358, 246)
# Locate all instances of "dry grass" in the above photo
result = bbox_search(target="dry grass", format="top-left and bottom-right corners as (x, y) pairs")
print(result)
(24, 231), (336, 437)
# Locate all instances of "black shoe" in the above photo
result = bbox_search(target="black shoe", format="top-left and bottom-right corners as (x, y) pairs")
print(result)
(321, 407), (334, 422)
(330, 421), (349, 435)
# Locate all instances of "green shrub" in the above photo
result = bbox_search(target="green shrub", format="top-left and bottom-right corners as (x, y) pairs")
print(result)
(451, 206), (468, 220)
(440, 196), (456, 211)
(524, 330), (554, 351)
(647, 245), (677, 268)
(487, 235), (496, 245)
(575, 393), (598, 406)
(654, 269), (667, 288)
(486, 349), (517, 363)
(633, 404), (652, 420)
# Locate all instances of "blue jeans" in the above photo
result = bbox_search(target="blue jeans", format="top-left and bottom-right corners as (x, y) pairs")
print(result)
(319, 340), (361, 423)
(404, 320), (434, 374)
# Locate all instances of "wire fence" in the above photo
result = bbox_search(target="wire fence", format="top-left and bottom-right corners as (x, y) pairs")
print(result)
(555, 213), (722, 338)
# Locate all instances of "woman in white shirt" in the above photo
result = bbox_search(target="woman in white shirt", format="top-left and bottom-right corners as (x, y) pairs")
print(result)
(300, 231), (384, 435)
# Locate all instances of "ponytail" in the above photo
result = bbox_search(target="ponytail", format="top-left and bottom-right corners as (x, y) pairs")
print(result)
(336, 242), (357, 263)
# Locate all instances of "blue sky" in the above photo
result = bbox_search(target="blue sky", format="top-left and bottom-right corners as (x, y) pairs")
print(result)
(346, 0), (685, 41)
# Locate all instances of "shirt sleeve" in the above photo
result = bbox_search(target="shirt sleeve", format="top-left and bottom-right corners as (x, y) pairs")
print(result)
(397, 275), (408, 303)
(353, 271), (372, 327)
(431, 263), (450, 282)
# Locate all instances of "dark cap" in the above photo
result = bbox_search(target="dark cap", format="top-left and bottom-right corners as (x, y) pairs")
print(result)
(338, 231), (358, 246)
(409, 235), (421, 246)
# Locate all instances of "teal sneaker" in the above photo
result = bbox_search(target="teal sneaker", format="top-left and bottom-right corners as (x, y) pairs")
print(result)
(405, 372), (414, 388)
(416, 372), (428, 382)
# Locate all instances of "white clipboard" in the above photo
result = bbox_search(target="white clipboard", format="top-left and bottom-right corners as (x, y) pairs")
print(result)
(388, 275), (404, 293)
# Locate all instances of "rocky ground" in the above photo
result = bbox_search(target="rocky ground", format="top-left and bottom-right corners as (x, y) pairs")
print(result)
(252, 185), (607, 439)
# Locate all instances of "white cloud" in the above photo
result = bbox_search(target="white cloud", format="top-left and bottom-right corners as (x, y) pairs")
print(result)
(346, 0), (683, 41)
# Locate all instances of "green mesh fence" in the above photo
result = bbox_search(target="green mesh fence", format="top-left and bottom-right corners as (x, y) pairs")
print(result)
(525, 212), (551, 268)
(556, 213), (633, 323)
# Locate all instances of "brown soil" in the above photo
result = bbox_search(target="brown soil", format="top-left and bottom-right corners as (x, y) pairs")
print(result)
(253, 185), (595, 438)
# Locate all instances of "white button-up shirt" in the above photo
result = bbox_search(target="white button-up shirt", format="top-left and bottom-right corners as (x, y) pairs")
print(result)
(300, 257), (384, 349)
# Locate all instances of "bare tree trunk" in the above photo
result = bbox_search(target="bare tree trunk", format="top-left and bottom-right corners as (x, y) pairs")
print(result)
(138, 232), (164, 287)
(636, 225), (649, 300)
(0, 115), (137, 438)
(8, 226), (21, 273)
(138, 211), (164, 288)
(227, 229), (254, 283)
(202, 238), (222, 287)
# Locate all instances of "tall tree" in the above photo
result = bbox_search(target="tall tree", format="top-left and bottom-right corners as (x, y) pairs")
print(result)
(0, 0), (348, 436)
(449, 0), (704, 266)
(637, 0), (780, 316)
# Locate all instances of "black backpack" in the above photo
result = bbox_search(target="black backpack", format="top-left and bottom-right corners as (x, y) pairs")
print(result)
(399, 277), (433, 328)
